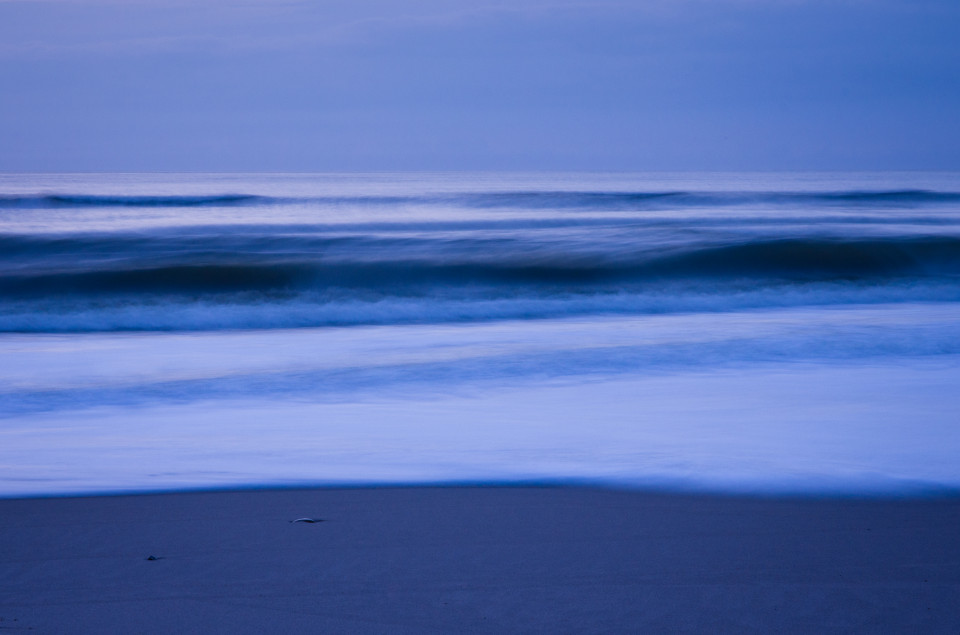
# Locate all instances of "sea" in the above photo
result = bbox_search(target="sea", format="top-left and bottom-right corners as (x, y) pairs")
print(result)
(1, 172), (959, 497)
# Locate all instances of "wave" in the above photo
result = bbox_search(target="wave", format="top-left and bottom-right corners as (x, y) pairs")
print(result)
(3, 180), (960, 332)
(1, 235), (958, 299)
(460, 189), (960, 209)
(3, 189), (960, 210)
(810, 190), (960, 203)
(1, 283), (959, 333)
(0, 194), (267, 208)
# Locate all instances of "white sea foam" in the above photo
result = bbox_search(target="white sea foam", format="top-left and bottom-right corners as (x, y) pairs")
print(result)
(2, 360), (958, 497)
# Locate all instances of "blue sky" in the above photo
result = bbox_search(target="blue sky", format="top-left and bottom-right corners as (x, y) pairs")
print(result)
(1, 0), (958, 171)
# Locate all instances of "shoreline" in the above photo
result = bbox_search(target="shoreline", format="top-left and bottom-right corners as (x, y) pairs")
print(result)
(4, 477), (960, 501)
(2, 485), (959, 633)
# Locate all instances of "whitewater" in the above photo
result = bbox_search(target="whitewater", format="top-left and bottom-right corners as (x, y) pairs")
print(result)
(1, 172), (959, 496)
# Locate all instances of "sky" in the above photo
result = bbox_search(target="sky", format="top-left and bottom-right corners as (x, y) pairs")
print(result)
(1, 0), (959, 172)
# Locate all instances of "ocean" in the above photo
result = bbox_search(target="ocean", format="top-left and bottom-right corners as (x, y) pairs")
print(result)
(2, 172), (959, 496)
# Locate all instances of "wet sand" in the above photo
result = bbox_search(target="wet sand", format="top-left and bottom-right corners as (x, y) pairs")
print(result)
(1, 486), (959, 633)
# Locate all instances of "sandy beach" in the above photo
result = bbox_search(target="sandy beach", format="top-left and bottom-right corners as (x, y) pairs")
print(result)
(1, 486), (958, 633)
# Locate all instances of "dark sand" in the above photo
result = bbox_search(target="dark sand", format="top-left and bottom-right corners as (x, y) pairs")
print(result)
(1, 487), (959, 633)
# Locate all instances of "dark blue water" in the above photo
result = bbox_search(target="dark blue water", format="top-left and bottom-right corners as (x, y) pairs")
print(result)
(2, 173), (960, 332)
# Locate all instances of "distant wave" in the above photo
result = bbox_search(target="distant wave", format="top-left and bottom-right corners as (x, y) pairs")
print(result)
(460, 190), (960, 209)
(2, 189), (960, 210)
(810, 190), (960, 203)
(0, 194), (266, 208)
